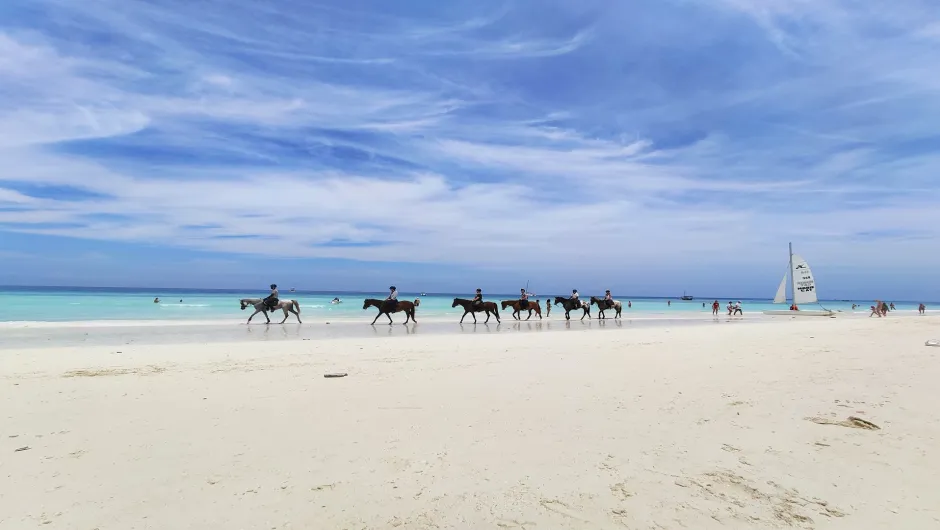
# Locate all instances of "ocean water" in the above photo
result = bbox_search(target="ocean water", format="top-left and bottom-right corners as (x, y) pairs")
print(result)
(0, 287), (928, 324)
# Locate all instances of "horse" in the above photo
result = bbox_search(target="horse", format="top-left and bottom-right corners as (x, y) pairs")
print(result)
(500, 300), (542, 321)
(590, 297), (622, 319)
(363, 298), (418, 325)
(240, 298), (302, 324)
(554, 296), (591, 320)
(452, 298), (500, 324)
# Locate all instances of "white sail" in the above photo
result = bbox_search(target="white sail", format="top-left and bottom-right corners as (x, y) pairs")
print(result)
(790, 254), (818, 304)
(773, 273), (787, 304)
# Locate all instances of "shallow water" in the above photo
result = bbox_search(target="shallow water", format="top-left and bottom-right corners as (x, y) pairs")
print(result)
(0, 286), (924, 324)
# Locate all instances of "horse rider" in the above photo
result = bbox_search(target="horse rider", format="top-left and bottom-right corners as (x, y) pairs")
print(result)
(604, 290), (613, 309)
(472, 288), (484, 309)
(385, 286), (399, 310)
(519, 288), (529, 310)
(569, 289), (580, 306)
(263, 284), (279, 311)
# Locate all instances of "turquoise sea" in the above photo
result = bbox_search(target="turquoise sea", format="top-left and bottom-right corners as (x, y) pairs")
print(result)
(0, 287), (928, 324)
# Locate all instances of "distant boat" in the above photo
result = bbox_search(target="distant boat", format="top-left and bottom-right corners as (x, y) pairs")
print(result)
(680, 291), (693, 301)
(763, 243), (834, 317)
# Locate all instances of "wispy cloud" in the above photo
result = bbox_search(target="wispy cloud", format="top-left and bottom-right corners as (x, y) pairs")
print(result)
(2, 0), (940, 292)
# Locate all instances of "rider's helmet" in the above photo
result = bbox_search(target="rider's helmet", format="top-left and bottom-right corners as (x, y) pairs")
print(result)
(270, 284), (277, 289)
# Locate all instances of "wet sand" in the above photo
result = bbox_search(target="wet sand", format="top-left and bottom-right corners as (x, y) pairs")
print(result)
(2, 316), (939, 529)
(0, 313), (766, 349)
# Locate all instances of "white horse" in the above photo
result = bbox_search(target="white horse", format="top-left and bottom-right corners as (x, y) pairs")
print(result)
(590, 297), (622, 319)
(239, 298), (302, 324)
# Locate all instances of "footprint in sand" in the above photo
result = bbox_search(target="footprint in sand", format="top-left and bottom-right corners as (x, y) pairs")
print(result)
(610, 482), (634, 500)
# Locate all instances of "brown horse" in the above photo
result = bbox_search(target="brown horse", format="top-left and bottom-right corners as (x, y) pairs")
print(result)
(590, 296), (622, 319)
(501, 300), (542, 320)
(240, 298), (302, 324)
(363, 298), (417, 325)
(452, 298), (500, 323)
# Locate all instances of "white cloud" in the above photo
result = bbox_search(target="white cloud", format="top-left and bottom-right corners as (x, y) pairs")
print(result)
(1, 0), (940, 287)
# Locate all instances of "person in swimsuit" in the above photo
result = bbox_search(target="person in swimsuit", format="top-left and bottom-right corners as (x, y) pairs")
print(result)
(263, 284), (279, 311)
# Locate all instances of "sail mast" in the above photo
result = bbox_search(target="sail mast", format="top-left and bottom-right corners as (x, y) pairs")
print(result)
(788, 242), (794, 306)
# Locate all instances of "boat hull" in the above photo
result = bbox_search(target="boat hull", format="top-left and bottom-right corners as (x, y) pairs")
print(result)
(763, 310), (834, 317)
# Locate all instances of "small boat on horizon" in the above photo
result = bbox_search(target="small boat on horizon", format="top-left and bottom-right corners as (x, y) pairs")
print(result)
(763, 243), (834, 317)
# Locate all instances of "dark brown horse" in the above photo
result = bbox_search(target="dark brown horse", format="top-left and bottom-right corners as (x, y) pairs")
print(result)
(590, 296), (622, 319)
(452, 298), (500, 323)
(554, 296), (591, 320)
(363, 298), (418, 325)
(501, 300), (542, 320)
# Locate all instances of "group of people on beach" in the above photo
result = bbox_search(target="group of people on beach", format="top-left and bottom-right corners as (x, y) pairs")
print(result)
(708, 300), (743, 316)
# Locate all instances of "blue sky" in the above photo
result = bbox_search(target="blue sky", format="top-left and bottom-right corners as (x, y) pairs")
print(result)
(1, 0), (939, 299)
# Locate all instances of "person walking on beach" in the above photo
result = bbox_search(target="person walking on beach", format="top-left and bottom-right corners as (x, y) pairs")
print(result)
(472, 288), (484, 309)
(385, 286), (399, 310)
(263, 284), (279, 311)
(519, 288), (529, 310)
(712, 300), (720, 315)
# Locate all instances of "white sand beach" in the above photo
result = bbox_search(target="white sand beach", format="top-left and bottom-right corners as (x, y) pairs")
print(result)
(2, 316), (939, 529)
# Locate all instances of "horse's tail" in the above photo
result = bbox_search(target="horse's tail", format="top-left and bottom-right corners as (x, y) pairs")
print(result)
(292, 299), (300, 314)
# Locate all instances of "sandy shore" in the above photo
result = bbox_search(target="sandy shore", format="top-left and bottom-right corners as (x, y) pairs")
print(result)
(2, 317), (939, 529)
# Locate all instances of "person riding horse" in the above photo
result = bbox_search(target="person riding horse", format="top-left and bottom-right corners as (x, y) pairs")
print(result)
(519, 288), (529, 310)
(384, 286), (399, 311)
(472, 288), (484, 309)
(263, 284), (279, 312)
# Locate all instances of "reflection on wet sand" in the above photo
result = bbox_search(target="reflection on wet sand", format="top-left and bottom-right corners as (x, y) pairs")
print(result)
(1, 315), (748, 349)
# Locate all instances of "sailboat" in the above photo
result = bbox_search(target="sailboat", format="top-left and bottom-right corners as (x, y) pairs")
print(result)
(763, 243), (834, 317)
